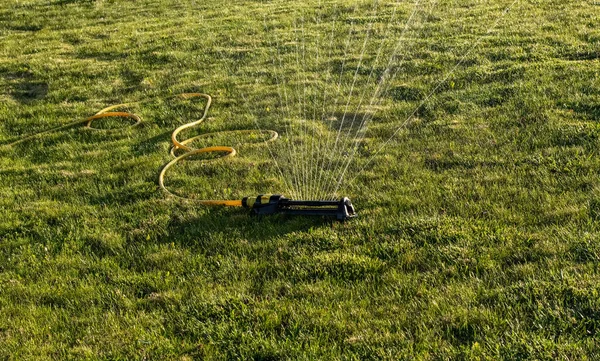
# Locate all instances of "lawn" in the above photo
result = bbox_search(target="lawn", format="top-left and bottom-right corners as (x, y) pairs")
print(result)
(0, 0), (599, 359)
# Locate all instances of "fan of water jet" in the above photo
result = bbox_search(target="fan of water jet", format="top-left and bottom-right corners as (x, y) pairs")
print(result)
(218, 0), (428, 201)
(212, 0), (521, 202)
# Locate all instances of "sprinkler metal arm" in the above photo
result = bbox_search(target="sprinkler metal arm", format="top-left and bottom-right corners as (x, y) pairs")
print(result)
(241, 194), (357, 221)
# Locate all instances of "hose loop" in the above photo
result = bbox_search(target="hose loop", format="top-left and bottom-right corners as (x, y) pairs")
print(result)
(157, 93), (278, 206)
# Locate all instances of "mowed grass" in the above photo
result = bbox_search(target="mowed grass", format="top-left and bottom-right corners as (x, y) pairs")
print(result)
(1, 0), (599, 359)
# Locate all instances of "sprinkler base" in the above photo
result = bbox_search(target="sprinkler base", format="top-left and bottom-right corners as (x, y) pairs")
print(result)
(242, 194), (357, 221)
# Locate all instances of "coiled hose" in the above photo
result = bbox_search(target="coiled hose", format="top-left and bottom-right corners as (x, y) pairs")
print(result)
(5, 93), (279, 206)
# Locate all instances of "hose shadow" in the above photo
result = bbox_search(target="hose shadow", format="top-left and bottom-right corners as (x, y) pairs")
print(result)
(133, 130), (172, 156)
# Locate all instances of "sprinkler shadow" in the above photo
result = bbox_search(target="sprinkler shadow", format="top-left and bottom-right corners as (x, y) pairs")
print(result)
(327, 111), (386, 134)
(163, 207), (333, 253)
(329, 112), (371, 132)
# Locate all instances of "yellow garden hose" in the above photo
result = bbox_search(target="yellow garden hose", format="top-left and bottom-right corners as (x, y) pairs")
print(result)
(157, 93), (278, 206)
(5, 92), (278, 207)
(3, 104), (141, 147)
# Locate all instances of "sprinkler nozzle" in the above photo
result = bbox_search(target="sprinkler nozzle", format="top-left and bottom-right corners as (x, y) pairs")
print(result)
(241, 194), (357, 221)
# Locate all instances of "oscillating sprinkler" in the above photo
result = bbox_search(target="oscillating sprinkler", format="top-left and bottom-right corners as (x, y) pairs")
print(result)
(241, 194), (357, 221)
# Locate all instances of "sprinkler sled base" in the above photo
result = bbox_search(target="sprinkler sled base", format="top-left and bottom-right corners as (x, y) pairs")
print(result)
(242, 194), (357, 221)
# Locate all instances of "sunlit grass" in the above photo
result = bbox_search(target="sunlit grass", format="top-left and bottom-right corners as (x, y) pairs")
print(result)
(0, 0), (599, 359)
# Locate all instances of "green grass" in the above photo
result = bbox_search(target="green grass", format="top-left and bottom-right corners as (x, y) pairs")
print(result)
(1, 0), (599, 359)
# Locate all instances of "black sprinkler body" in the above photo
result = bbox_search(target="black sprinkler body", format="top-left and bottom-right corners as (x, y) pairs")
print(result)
(242, 194), (357, 221)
